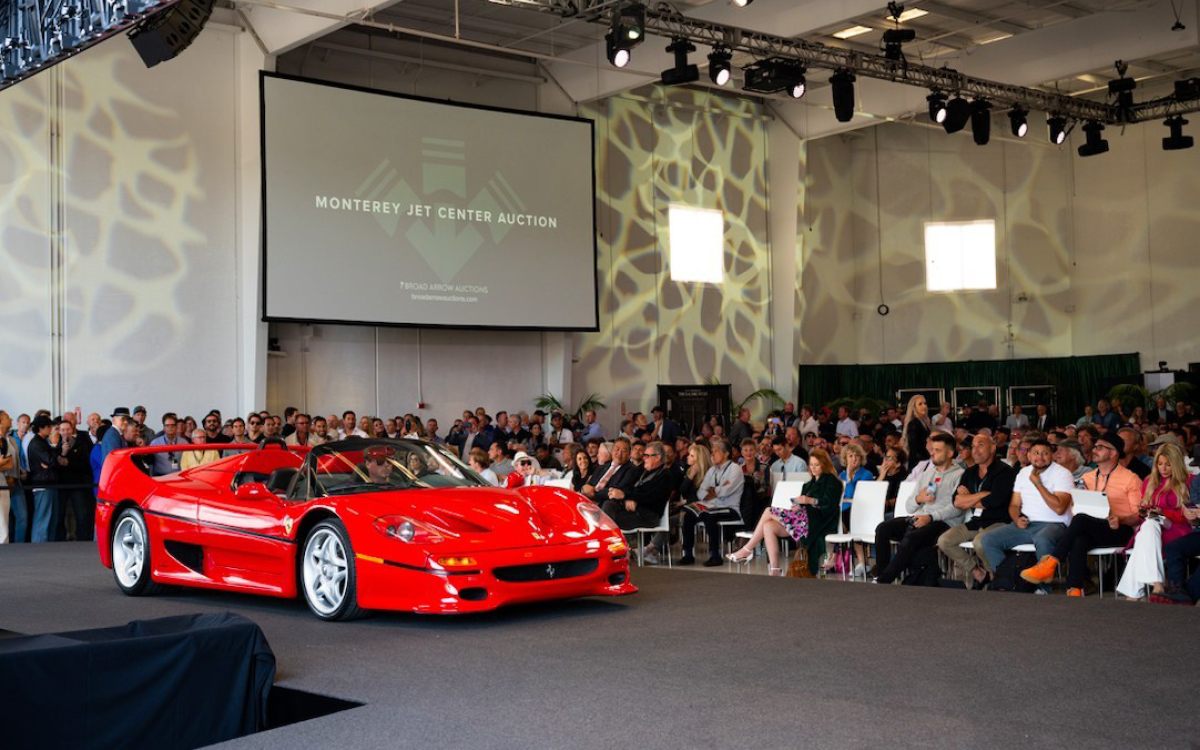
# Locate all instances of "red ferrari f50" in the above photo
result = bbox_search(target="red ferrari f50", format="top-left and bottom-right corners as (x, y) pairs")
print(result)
(95, 438), (636, 619)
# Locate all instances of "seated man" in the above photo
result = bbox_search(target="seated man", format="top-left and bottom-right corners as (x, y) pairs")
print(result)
(600, 441), (672, 532)
(678, 439), (744, 567)
(1020, 433), (1142, 596)
(936, 433), (1016, 587)
(871, 432), (965, 584)
(364, 445), (396, 484)
(976, 440), (1073, 593)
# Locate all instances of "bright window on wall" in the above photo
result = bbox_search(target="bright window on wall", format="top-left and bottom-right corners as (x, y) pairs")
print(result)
(924, 220), (997, 292)
(669, 205), (724, 284)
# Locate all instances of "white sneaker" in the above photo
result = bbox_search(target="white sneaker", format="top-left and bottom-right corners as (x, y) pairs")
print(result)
(1034, 587), (1049, 596)
(852, 563), (866, 579)
(640, 546), (660, 565)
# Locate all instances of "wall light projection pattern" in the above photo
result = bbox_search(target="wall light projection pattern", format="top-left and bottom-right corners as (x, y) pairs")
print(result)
(577, 88), (773, 408)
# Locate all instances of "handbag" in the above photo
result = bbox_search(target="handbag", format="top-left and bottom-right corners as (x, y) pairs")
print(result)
(786, 548), (814, 579)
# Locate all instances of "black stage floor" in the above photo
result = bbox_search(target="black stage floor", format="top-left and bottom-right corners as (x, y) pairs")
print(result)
(3, 542), (1197, 749)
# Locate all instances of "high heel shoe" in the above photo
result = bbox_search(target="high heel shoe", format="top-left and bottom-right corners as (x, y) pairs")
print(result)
(725, 549), (754, 564)
(768, 566), (783, 576)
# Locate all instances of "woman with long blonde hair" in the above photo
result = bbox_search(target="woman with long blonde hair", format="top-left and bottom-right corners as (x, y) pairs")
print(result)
(1116, 443), (1194, 599)
(901, 395), (932, 472)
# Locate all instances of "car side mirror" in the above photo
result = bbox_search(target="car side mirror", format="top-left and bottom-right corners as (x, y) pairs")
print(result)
(235, 482), (272, 500)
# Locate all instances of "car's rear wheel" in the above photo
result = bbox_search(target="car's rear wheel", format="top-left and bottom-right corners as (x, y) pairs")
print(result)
(301, 519), (366, 620)
(111, 508), (163, 596)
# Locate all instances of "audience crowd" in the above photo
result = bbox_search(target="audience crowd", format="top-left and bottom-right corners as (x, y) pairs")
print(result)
(2, 394), (1198, 604)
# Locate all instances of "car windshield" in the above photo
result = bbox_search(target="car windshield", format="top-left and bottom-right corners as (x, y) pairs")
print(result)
(299, 438), (488, 497)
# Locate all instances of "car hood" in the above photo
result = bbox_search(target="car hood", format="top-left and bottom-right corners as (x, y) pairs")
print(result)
(342, 484), (606, 551)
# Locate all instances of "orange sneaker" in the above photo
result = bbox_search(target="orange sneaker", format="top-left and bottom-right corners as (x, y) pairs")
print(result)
(1020, 555), (1060, 585)
(1066, 588), (1084, 597)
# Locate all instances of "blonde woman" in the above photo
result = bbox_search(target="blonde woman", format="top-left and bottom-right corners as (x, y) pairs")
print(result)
(901, 395), (932, 472)
(1116, 443), (1194, 599)
(837, 442), (874, 576)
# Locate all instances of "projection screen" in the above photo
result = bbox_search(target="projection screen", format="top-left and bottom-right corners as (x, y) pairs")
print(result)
(261, 73), (598, 330)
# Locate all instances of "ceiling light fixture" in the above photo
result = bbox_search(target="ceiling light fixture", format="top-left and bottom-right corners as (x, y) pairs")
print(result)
(708, 46), (732, 86)
(970, 100), (991, 145)
(942, 95), (971, 133)
(830, 69), (856, 122)
(1162, 115), (1193, 150)
(1008, 106), (1028, 138)
(742, 57), (805, 98)
(1077, 120), (1108, 157)
(605, 2), (644, 69)
(832, 25), (872, 40)
(660, 38), (699, 86)
(1047, 114), (1068, 145)
(605, 31), (631, 68)
(731, 0), (753, 7)
(927, 91), (947, 123)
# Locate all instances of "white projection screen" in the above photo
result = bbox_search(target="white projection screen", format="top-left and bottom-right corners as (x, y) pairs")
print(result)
(261, 73), (598, 330)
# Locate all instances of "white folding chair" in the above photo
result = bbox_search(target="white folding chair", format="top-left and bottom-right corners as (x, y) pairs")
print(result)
(893, 482), (917, 519)
(543, 476), (573, 489)
(1070, 488), (1123, 597)
(733, 480), (809, 558)
(630, 503), (671, 568)
(825, 481), (887, 580)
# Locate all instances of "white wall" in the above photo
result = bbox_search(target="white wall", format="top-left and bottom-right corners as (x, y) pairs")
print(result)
(803, 118), (1199, 372)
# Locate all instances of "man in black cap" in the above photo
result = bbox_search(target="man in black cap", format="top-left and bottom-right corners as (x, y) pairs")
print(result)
(26, 415), (57, 543)
(132, 406), (153, 445)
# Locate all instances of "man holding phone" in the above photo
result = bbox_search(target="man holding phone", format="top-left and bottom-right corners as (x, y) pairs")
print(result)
(977, 439), (1074, 592)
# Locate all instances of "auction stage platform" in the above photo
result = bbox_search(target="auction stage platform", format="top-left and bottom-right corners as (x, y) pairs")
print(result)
(2, 542), (1196, 750)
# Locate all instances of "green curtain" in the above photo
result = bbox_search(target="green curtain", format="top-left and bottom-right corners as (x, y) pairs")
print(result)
(798, 353), (1141, 424)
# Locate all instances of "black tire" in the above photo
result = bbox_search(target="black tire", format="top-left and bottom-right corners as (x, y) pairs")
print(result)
(300, 519), (367, 621)
(110, 508), (165, 596)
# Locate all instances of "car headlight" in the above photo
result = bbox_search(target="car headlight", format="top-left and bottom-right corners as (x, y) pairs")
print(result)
(375, 515), (445, 544)
(577, 501), (619, 531)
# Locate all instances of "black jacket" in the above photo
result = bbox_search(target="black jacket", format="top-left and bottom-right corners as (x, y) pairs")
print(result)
(624, 465), (674, 519)
(26, 434), (57, 485)
(592, 461), (642, 504)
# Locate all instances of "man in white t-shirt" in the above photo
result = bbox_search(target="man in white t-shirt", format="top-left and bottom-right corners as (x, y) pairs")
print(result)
(835, 406), (859, 438)
(977, 439), (1073, 591)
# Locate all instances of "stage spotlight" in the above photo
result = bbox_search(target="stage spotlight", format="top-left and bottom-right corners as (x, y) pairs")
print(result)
(1163, 115), (1194, 150)
(742, 57), (805, 98)
(830, 70), (856, 122)
(1047, 114), (1068, 145)
(612, 2), (645, 42)
(882, 28), (916, 62)
(927, 91), (947, 124)
(731, 0), (753, 6)
(708, 46), (732, 86)
(942, 95), (971, 133)
(1008, 106), (1028, 138)
(660, 38), (699, 86)
(1077, 120), (1108, 157)
(605, 32), (631, 68)
(970, 100), (991, 145)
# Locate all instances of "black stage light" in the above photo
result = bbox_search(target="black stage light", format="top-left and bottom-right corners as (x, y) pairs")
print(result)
(708, 46), (732, 86)
(742, 57), (805, 98)
(1008, 106), (1028, 138)
(661, 38), (699, 86)
(1077, 120), (1108, 157)
(612, 2), (645, 43)
(1047, 114), (1068, 145)
(942, 95), (971, 133)
(605, 31), (631, 68)
(830, 69), (856, 122)
(970, 100), (991, 145)
(927, 91), (947, 123)
(882, 28), (916, 62)
(1108, 76), (1136, 115)
(1163, 115), (1194, 150)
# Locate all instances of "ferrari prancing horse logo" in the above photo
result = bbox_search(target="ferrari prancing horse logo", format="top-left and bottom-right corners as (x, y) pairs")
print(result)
(284, 517), (294, 536)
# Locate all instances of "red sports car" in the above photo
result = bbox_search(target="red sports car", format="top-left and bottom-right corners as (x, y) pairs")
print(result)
(95, 438), (636, 619)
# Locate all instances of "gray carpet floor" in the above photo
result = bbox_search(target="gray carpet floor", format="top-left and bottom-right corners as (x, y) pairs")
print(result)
(2, 542), (1196, 750)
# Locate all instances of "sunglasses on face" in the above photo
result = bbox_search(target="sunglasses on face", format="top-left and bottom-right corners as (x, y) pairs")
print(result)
(368, 458), (389, 466)
(249, 420), (261, 426)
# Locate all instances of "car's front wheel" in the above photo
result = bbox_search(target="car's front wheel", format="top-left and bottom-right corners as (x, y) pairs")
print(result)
(301, 519), (366, 620)
(111, 508), (163, 596)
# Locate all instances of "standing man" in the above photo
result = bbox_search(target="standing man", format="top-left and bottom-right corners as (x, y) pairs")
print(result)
(26, 415), (57, 543)
(149, 414), (187, 475)
(650, 406), (678, 445)
(729, 408), (754, 445)
(281, 407), (299, 438)
(97, 408), (132, 473)
(1033, 404), (1054, 432)
(935, 434), (1016, 587)
(835, 405), (859, 438)
(55, 419), (94, 541)
(425, 418), (443, 444)
(977, 440), (1074, 592)
(579, 409), (604, 443)
(132, 406), (154, 445)
(678, 439), (744, 567)
(285, 414), (316, 447)
(0, 411), (14, 543)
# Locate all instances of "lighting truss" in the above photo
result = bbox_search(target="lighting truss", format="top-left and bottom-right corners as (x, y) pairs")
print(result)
(489, 0), (1199, 125)
(0, 0), (179, 91)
